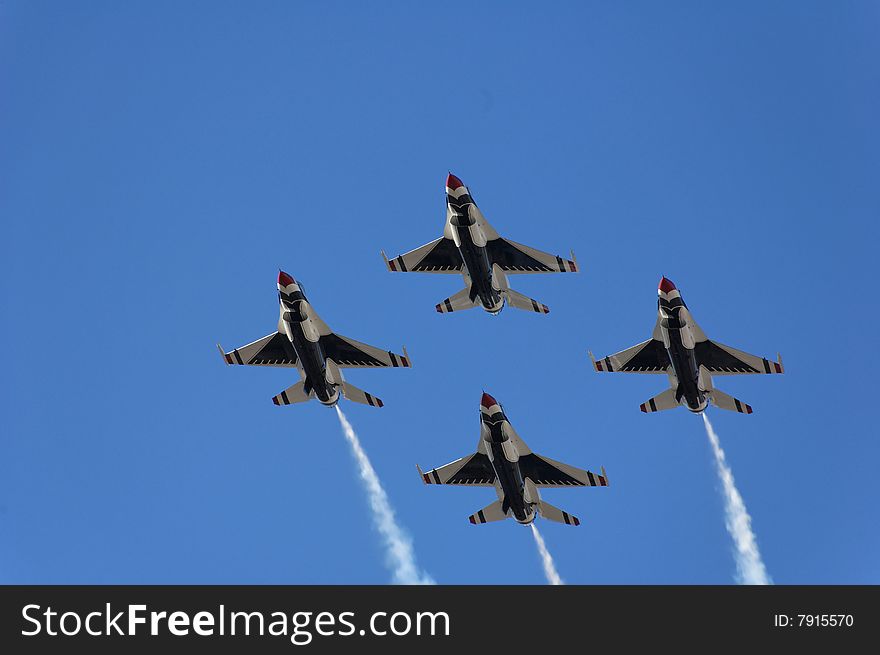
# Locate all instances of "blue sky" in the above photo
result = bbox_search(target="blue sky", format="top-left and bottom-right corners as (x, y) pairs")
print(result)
(2, 1), (878, 584)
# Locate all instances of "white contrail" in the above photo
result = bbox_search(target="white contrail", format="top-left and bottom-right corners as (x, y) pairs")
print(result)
(529, 523), (564, 585)
(335, 406), (434, 585)
(702, 413), (772, 585)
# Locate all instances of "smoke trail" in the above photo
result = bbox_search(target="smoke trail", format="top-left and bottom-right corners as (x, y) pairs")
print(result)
(529, 523), (564, 585)
(702, 413), (772, 585)
(335, 406), (434, 585)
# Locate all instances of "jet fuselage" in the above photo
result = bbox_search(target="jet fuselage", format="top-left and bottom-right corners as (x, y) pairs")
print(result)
(657, 284), (707, 413)
(446, 189), (504, 314)
(481, 406), (535, 524)
(277, 279), (339, 406)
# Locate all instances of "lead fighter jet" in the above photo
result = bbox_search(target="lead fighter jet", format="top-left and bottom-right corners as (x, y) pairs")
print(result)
(382, 173), (579, 315)
(590, 277), (784, 414)
(218, 271), (411, 408)
(417, 393), (608, 525)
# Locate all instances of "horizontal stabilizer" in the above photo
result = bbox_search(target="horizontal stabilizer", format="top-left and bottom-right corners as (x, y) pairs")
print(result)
(468, 499), (508, 525)
(537, 499), (580, 526)
(640, 388), (679, 413)
(504, 288), (550, 314)
(436, 287), (479, 313)
(709, 388), (753, 414)
(272, 381), (313, 406)
(340, 381), (384, 408)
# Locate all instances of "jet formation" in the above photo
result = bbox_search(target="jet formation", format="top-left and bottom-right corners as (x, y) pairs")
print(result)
(219, 173), (785, 530)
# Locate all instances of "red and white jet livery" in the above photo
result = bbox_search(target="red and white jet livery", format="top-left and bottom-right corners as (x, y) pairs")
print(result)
(590, 277), (784, 414)
(382, 173), (579, 315)
(218, 271), (411, 408)
(417, 393), (608, 525)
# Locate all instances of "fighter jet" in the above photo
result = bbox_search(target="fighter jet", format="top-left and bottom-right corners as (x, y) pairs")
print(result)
(382, 173), (579, 315)
(417, 393), (608, 525)
(218, 271), (411, 408)
(589, 277), (784, 414)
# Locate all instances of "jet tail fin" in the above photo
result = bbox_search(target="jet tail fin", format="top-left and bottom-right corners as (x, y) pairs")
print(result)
(340, 381), (384, 408)
(468, 499), (508, 525)
(537, 499), (581, 526)
(272, 381), (313, 406)
(503, 288), (550, 314)
(435, 287), (479, 313)
(709, 388), (753, 414)
(640, 387), (679, 413)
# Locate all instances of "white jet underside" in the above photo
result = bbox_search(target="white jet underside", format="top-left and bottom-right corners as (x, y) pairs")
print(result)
(219, 300), (410, 407)
(590, 314), (783, 414)
(383, 208), (579, 314)
(418, 427), (608, 526)
(382, 212), (579, 276)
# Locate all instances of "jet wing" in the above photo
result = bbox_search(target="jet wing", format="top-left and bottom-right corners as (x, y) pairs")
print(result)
(383, 238), (463, 273)
(219, 332), (298, 367)
(486, 238), (578, 274)
(418, 451), (496, 487)
(519, 454), (608, 488)
(320, 333), (411, 369)
(590, 338), (670, 374)
(695, 340), (784, 376)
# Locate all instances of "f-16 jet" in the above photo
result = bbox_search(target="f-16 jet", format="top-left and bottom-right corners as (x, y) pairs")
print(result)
(382, 173), (579, 315)
(218, 271), (411, 408)
(590, 277), (784, 414)
(417, 393), (608, 525)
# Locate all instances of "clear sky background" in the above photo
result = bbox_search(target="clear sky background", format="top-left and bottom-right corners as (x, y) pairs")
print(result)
(2, 1), (878, 584)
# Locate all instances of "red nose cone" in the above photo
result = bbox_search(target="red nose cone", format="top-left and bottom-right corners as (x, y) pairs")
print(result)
(658, 276), (676, 294)
(446, 172), (464, 190)
(481, 392), (499, 409)
(278, 270), (295, 287)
